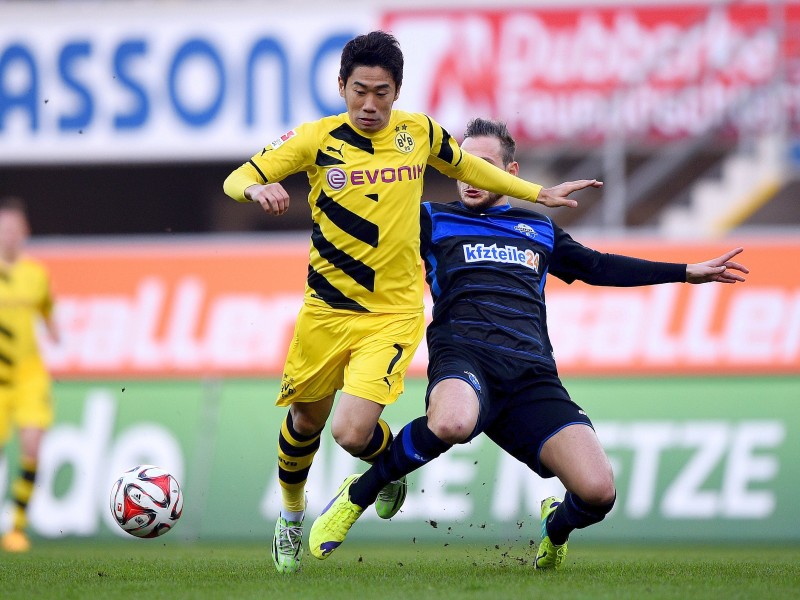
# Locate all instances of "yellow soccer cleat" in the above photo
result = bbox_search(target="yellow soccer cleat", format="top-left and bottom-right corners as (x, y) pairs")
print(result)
(309, 474), (364, 560)
(535, 496), (568, 570)
(2, 530), (31, 553)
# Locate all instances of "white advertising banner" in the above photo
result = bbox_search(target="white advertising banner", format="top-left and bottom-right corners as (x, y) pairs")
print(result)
(2, 2), (799, 163)
(0, 2), (371, 163)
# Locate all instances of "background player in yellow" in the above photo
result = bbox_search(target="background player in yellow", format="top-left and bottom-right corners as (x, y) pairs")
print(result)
(224, 30), (600, 574)
(0, 198), (59, 553)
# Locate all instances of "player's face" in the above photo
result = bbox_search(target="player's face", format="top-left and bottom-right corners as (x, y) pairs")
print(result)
(458, 136), (519, 212)
(0, 210), (29, 260)
(339, 66), (399, 134)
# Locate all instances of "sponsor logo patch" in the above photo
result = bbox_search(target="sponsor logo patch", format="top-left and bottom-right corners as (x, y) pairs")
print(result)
(463, 243), (540, 272)
(270, 129), (296, 150)
(280, 375), (297, 399)
(326, 167), (347, 190)
(350, 164), (424, 185)
(325, 165), (425, 190)
(514, 223), (537, 238)
(464, 371), (481, 392)
(394, 126), (415, 153)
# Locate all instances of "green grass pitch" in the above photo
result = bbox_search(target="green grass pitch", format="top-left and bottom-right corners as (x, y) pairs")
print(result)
(2, 541), (799, 599)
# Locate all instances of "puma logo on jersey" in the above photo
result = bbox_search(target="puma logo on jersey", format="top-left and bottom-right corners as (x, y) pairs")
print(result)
(326, 143), (345, 158)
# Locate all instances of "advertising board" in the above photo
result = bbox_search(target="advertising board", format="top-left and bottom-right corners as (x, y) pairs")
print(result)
(2, 377), (797, 542)
(31, 237), (800, 378)
(3, 2), (799, 162)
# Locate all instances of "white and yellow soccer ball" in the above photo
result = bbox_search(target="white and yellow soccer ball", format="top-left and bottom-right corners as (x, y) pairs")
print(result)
(109, 465), (183, 538)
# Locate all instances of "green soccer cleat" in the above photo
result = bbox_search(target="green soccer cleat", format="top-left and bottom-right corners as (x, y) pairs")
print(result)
(535, 496), (569, 570)
(310, 474), (364, 560)
(272, 513), (304, 574)
(375, 476), (408, 519)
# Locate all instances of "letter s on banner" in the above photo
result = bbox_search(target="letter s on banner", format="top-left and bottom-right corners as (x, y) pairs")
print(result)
(113, 39), (150, 129)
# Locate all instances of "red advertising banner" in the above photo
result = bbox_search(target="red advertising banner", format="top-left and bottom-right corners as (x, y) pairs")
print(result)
(545, 238), (800, 376)
(33, 239), (310, 379)
(383, 3), (800, 142)
(31, 236), (800, 379)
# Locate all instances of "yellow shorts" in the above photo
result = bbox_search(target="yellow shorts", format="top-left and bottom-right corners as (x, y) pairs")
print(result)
(277, 304), (425, 406)
(0, 360), (54, 446)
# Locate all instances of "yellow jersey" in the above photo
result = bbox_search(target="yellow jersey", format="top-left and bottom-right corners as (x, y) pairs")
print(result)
(224, 110), (542, 313)
(0, 256), (53, 380)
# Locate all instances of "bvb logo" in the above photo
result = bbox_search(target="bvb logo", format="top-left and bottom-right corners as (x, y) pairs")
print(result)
(395, 131), (415, 153)
(280, 376), (296, 399)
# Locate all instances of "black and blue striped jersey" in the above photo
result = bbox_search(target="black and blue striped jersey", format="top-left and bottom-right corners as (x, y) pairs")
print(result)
(420, 201), (687, 365)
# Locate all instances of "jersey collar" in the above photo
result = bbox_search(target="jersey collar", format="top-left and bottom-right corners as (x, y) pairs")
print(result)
(456, 201), (512, 214)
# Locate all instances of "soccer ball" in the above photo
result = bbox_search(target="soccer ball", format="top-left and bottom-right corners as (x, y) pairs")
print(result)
(109, 465), (183, 538)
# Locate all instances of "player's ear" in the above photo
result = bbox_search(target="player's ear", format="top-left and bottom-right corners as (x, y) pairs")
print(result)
(508, 161), (519, 176)
(338, 76), (345, 98)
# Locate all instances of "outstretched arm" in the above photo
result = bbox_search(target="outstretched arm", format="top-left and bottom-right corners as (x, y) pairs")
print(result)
(550, 227), (749, 288)
(432, 138), (603, 208)
(686, 247), (748, 284)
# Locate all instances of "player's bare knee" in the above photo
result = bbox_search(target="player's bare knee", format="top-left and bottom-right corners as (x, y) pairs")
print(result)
(577, 476), (616, 507)
(330, 426), (369, 456)
(289, 411), (323, 437)
(427, 416), (470, 445)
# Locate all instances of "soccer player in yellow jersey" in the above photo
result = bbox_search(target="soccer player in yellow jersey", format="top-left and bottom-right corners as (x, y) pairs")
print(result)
(224, 31), (599, 573)
(0, 198), (59, 553)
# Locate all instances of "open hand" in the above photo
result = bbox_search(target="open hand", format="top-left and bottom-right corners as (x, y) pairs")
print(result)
(537, 180), (603, 208)
(686, 247), (749, 284)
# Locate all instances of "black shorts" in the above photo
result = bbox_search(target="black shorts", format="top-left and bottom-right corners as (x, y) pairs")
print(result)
(426, 345), (593, 478)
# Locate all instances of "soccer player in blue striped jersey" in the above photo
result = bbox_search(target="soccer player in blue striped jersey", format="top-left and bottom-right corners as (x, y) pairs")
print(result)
(309, 118), (749, 568)
(224, 33), (597, 574)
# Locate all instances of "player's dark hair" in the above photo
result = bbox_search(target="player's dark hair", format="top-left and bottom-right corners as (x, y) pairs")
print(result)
(340, 31), (404, 89)
(0, 196), (28, 216)
(464, 118), (516, 166)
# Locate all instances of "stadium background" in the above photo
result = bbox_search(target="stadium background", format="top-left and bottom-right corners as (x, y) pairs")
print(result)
(1, 0), (799, 547)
